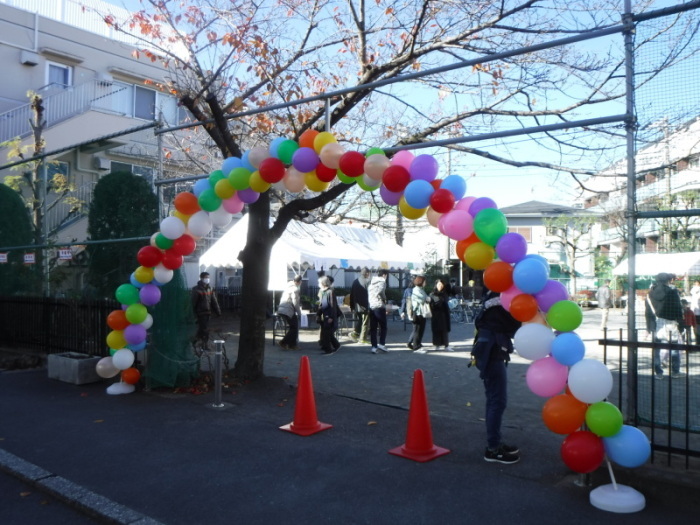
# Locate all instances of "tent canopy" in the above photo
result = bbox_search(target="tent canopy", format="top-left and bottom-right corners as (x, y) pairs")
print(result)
(200, 215), (423, 288)
(612, 252), (700, 277)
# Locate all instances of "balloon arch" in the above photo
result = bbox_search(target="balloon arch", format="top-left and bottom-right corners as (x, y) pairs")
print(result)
(96, 129), (650, 473)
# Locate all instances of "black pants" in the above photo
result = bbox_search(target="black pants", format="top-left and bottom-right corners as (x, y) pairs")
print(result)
(320, 319), (339, 352)
(280, 314), (299, 347)
(410, 316), (426, 349)
(195, 313), (211, 342)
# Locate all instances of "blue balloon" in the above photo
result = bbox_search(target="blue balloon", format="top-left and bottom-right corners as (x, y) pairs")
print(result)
(193, 178), (211, 197)
(403, 179), (434, 209)
(513, 257), (549, 294)
(269, 137), (286, 158)
(130, 274), (145, 288)
(440, 175), (467, 200)
(241, 150), (255, 172)
(221, 156), (242, 176)
(128, 340), (147, 352)
(603, 425), (651, 468)
(551, 332), (586, 366)
(525, 253), (549, 270)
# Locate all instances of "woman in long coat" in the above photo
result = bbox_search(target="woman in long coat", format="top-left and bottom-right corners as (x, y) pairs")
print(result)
(430, 278), (453, 352)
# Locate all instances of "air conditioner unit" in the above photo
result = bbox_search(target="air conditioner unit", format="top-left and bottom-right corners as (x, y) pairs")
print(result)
(93, 157), (111, 171)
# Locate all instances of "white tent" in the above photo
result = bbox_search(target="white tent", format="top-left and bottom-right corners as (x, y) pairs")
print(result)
(612, 252), (700, 276)
(199, 215), (423, 289)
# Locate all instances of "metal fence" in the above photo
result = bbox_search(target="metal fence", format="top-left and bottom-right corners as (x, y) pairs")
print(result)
(601, 330), (700, 469)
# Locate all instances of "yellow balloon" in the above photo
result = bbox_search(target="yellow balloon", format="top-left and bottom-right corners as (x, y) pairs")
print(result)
(134, 265), (154, 283)
(106, 330), (127, 350)
(313, 131), (337, 154)
(464, 242), (495, 270)
(305, 172), (330, 192)
(249, 170), (272, 193)
(215, 178), (236, 199)
(172, 210), (190, 225)
(399, 196), (427, 220)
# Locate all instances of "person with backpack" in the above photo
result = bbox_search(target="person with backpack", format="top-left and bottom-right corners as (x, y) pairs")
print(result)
(645, 272), (685, 379)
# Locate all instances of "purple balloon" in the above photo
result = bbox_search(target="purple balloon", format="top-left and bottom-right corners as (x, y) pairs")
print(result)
(124, 323), (147, 345)
(380, 184), (402, 205)
(468, 196), (497, 217)
(409, 154), (439, 182)
(291, 147), (320, 173)
(139, 284), (161, 306)
(495, 232), (528, 263)
(237, 187), (260, 204)
(534, 280), (569, 312)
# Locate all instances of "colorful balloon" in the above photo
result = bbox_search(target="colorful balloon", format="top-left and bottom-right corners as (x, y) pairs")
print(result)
(483, 261), (514, 293)
(429, 188), (456, 213)
(542, 394), (588, 435)
(546, 300), (583, 332)
(534, 280), (569, 312)
(473, 208), (508, 247)
(338, 151), (366, 177)
(561, 431), (605, 474)
(440, 175), (466, 200)
(173, 192), (200, 215)
(586, 402), (623, 437)
(509, 294), (539, 322)
(568, 359), (613, 404)
(526, 356), (569, 397)
(513, 257), (550, 295)
(404, 179), (434, 210)
(513, 323), (555, 360)
(382, 165), (411, 193)
(603, 425), (651, 468)
(551, 332), (586, 366)
(292, 147), (320, 173)
(409, 154), (439, 181)
(495, 232), (527, 263)
(463, 242), (495, 270)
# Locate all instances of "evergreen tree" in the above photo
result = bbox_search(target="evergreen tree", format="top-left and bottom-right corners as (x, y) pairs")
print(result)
(0, 184), (35, 295)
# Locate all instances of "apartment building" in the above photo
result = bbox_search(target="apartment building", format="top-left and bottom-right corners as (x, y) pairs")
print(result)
(0, 0), (194, 242)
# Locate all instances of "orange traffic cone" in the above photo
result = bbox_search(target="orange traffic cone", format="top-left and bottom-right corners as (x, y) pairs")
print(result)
(280, 355), (332, 436)
(389, 369), (450, 462)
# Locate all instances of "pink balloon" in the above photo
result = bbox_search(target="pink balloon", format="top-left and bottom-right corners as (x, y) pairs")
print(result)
(454, 196), (476, 212)
(222, 194), (244, 214)
(526, 356), (569, 397)
(500, 285), (523, 311)
(391, 150), (415, 171)
(440, 210), (474, 241)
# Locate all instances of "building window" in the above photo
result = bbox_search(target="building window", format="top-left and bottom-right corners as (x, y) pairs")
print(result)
(111, 162), (154, 184)
(46, 61), (72, 87)
(134, 86), (156, 120)
(508, 226), (532, 242)
(47, 160), (70, 187)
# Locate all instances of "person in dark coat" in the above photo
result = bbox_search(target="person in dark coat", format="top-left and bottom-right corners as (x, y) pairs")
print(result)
(318, 275), (341, 355)
(429, 278), (453, 351)
(191, 271), (221, 344)
(645, 272), (685, 378)
(349, 267), (371, 342)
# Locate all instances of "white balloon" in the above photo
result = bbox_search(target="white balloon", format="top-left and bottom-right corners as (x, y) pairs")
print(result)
(210, 206), (233, 228)
(568, 359), (613, 404)
(112, 348), (135, 370)
(153, 264), (173, 284)
(283, 168), (306, 193)
(187, 211), (213, 237)
(149, 232), (160, 247)
(95, 357), (120, 378)
(362, 173), (381, 189)
(160, 216), (186, 240)
(140, 313), (154, 330)
(248, 146), (270, 168)
(513, 323), (555, 361)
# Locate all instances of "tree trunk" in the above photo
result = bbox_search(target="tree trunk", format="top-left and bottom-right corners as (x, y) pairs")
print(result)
(233, 191), (273, 381)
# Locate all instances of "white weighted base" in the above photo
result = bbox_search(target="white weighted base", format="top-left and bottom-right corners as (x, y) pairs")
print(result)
(590, 484), (645, 513)
(106, 382), (136, 395)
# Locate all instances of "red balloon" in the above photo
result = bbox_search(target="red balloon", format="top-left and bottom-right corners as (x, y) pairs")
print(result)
(137, 246), (163, 268)
(173, 192), (200, 215)
(382, 165), (411, 192)
(430, 179), (442, 191)
(258, 157), (286, 183)
(170, 234), (196, 256)
(483, 261), (514, 292)
(509, 294), (539, 322)
(315, 163), (337, 183)
(107, 309), (129, 330)
(161, 249), (184, 270)
(338, 151), (365, 177)
(121, 367), (141, 385)
(430, 188), (456, 213)
(561, 431), (605, 473)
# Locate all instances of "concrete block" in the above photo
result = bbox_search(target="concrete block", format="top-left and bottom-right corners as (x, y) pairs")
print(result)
(47, 352), (102, 385)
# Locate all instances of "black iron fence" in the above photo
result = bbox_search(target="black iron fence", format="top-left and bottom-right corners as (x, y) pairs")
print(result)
(601, 329), (700, 469)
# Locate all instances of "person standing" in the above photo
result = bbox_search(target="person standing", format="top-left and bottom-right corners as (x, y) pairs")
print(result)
(681, 299), (696, 344)
(410, 276), (430, 353)
(645, 273), (685, 379)
(277, 275), (302, 350)
(368, 269), (390, 354)
(429, 278), (453, 352)
(596, 279), (613, 330)
(690, 280), (700, 342)
(191, 271), (221, 344)
(349, 267), (371, 343)
(318, 275), (341, 355)
(471, 290), (522, 464)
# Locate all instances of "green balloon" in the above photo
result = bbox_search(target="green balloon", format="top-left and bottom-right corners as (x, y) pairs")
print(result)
(546, 300), (583, 332)
(198, 188), (222, 212)
(365, 147), (385, 157)
(125, 303), (148, 324)
(357, 176), (379, 192)
(336, 170), (356, 185)
(155, 233), (173, 250)
(473, 208), (508, 246)
(277, 140), (299, 164)
(116, 283), (140, 305)
(208, 170), (225, 186)
(585, 402), (623, 437)
(228, 167), (252, 190)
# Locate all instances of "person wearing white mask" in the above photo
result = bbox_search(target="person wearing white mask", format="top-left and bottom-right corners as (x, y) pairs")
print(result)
(192, 271), (221, 345)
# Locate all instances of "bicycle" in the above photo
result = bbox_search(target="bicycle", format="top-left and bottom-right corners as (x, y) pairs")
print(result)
(449, 299), (466, 323)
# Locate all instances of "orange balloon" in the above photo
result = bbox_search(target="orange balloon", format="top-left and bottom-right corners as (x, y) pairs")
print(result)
(121, 367), (141, 385)
(107, 310), (129, 331)
(483, 261), (514, 292)
(174, 192), (201, 215)
(455, 232), (480, 262)
(509, 294), (539, 322)
(542, 394), (588, 435)
(299, 129), (319, 149)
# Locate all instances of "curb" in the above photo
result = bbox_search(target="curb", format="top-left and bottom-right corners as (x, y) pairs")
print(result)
(0, 448), (163, 525)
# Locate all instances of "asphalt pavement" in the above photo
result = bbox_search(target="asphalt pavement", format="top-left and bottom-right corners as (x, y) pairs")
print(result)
(1, 307), (699, 524)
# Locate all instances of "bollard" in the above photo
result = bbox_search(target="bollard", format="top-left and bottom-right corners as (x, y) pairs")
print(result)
(212, 339), (225, 408)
